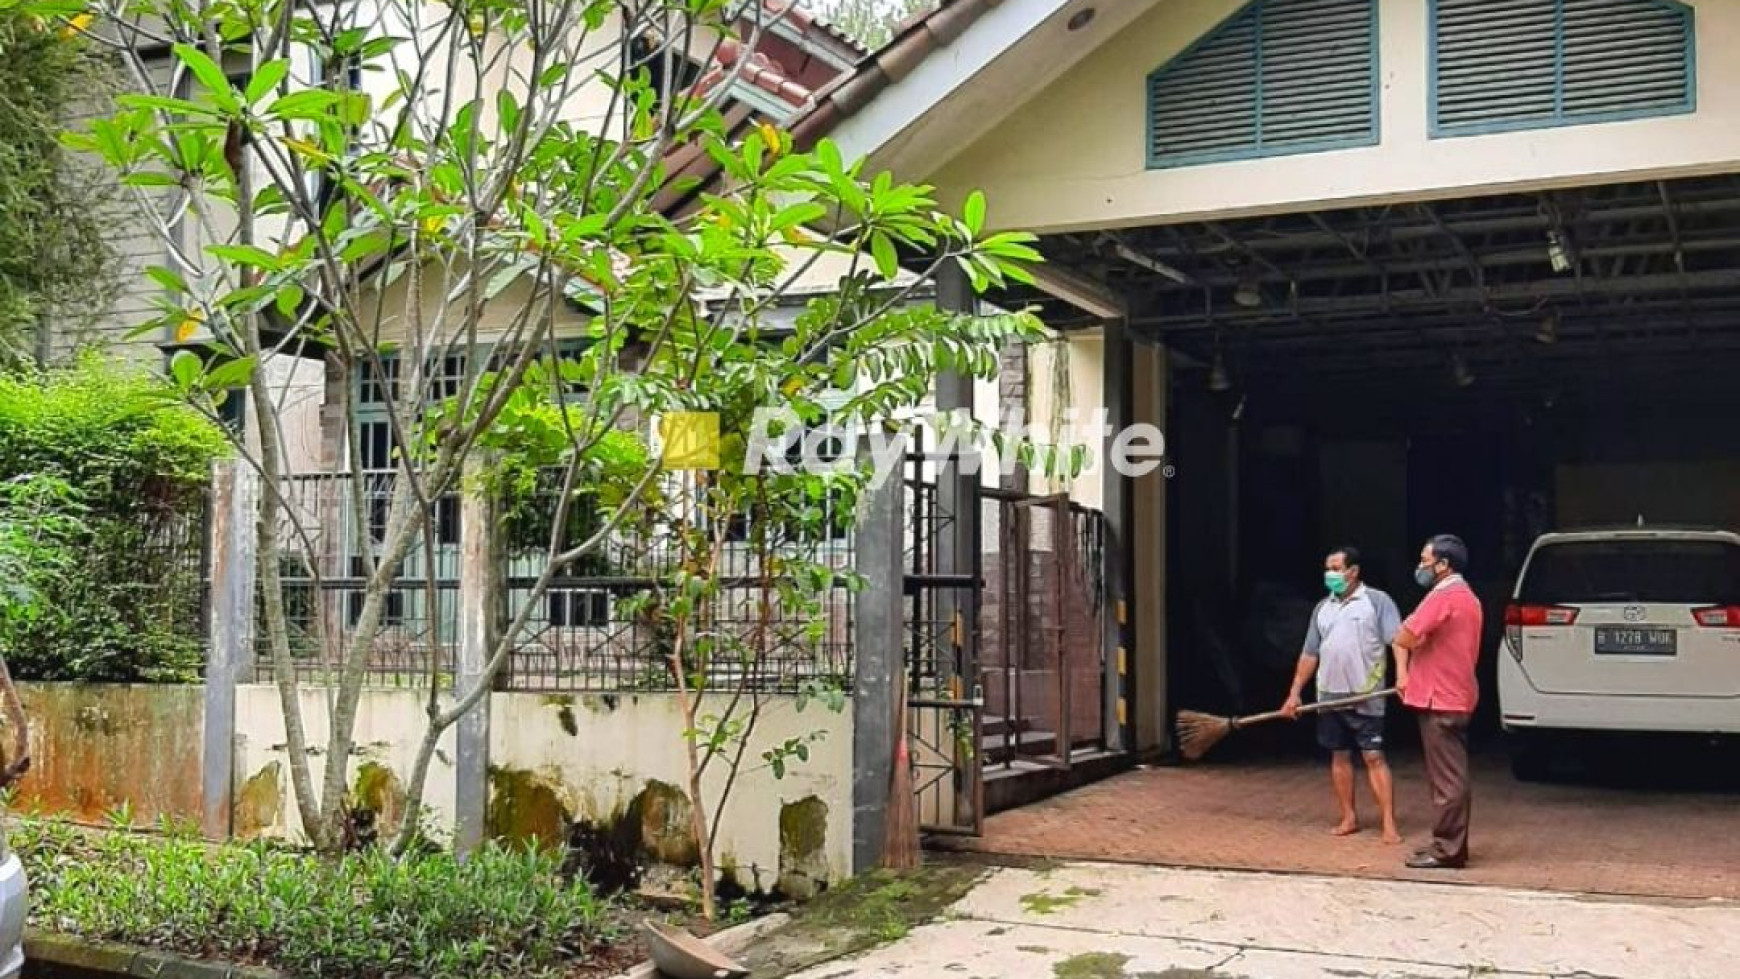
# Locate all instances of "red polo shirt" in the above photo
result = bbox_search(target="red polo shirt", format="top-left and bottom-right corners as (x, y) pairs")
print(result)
(1402, 575), (1483, 713)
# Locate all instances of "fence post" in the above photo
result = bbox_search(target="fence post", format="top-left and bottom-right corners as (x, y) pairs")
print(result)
(454, 457), (499, 856)
(851, 461), (904, 873)
(203, 460), (258, 840)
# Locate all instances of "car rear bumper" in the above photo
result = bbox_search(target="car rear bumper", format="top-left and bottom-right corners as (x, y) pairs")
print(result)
(1499, 653), (1740, 734)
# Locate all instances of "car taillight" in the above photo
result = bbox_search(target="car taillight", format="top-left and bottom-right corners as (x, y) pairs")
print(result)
(1693, 606), (1740, 628)
(1506, 604), (1581, 627)
(1504, 604), (1580, 662)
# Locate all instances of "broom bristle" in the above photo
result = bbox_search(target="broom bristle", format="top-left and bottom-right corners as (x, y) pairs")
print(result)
(884, 674), (921, 870)
(1174, 710), (1234, 761)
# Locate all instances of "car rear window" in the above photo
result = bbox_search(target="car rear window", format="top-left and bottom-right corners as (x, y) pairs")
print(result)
(1520, 539), (1740, 605)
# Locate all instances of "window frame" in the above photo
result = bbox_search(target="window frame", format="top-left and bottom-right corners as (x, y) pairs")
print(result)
(1427, 0), (1697, 139)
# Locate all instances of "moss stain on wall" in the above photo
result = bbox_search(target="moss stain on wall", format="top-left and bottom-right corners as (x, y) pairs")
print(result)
(778, 796), (830, 899)
(351, 761), (407, 837)
(486, 766), (569, 852)
(234, 761), (283, 838)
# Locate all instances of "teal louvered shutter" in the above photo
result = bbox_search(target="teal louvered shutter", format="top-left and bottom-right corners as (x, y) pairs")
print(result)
(1561, 0), (1693, 117)
(1146, 0), (1377, 169)
(1260, 0), (1378, 147)
(1431, 0), (1694, 136)
(1434, 0), (1558, 130)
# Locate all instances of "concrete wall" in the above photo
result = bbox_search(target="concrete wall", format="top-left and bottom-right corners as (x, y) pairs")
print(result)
(232, 684), (459, 842)
(929, 0), (1740, 233)
(489, 692), (854, 897)
(11, 683), (204, 827)
(1027, 331), (1107, 508)
(229, 684), (854, 894)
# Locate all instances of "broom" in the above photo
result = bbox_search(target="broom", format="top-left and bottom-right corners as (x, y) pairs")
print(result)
(1175, 688), (1397, 761)
(882, 668), (920, 869)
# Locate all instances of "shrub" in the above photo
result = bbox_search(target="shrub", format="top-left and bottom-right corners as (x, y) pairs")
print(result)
(14, 819), (617, 979)
(0, 358), (228, 681)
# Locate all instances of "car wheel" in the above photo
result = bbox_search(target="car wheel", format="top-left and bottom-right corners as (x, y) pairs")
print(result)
(1508, 731), (1554, 782)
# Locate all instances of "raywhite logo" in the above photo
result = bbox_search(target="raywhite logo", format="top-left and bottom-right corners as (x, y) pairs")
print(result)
(743, 406), (1168, 489)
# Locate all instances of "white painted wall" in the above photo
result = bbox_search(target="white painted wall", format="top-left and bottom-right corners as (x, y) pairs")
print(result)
(928, 0), (1740, 233)
(1027, 332), (1106, 508)
(233, 684), (459, 842)
(231, 684), (855, 890)
(490, 692), (855, 894)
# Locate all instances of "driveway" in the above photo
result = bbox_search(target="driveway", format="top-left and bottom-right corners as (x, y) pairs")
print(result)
(954, 754), (1740, 900)
(786, 861), (1740, 979)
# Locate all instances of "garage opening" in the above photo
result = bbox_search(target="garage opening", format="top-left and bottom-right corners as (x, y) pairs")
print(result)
(946, 175), (1740, 897)
(1041, 173), (1740, 759)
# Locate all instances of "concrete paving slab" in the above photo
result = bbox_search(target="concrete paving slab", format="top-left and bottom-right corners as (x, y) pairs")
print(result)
(948, 863), (1740, 979)
(1208, 948), (1470, 979)
(783, 916), (1231, 979)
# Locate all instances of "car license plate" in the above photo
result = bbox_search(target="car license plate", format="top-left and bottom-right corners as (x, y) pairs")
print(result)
(1594, 626), (1678, 656)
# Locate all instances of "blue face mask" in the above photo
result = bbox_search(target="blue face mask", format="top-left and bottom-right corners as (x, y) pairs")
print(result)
(1324, 571), (1350, 597)
(1414, 564), (1440, 589)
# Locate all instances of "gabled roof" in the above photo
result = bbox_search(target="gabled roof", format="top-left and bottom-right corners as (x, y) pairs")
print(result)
(789, 0), (1006, 150)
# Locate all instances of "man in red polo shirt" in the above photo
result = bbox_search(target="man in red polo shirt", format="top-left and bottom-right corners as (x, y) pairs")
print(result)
(1393, 534), (1482, 870)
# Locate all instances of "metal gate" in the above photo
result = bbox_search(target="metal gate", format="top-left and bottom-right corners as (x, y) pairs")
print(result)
(900, 451), (1109, 837)
(982, 490), (1106, 772)
(903, 451), (984, 836)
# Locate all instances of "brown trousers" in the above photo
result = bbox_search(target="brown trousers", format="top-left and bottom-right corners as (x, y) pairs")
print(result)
(1417, 710), (1472, 863)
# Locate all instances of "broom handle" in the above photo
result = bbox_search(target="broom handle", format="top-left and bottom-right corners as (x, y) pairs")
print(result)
(1231, 687), (1398, 730)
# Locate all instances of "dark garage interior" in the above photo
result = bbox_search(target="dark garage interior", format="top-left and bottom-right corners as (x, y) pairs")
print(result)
(1034, 173), (1740, 754)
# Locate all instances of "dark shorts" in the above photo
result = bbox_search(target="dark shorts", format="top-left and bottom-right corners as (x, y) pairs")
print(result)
(1317, 709), (1386, 754)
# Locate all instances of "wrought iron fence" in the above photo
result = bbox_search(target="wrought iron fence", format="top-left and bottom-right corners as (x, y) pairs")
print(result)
(499, 471), (856, 693)
(255, 470), (856, 693)
(260, 472), (460, 686)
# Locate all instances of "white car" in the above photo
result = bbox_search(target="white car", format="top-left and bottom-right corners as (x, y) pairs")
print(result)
(1499, 527), (1740, 780)
(0, 821), (22, 979)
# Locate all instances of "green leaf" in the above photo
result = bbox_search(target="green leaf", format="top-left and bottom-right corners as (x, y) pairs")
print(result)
(267, 90), (342, 120)
(145, 267), (189, 296)
(207, 244), (283, 271)
(114, 93), (216, 117)
(275, 284), (306, 319)
(204, 356), (259, 391)
(869, 232), (899, 281)
(173, 44), (241, 115)
(245, 60), (290, 106)
(960, 190), (988, 238)
(169, 350), (203, 389)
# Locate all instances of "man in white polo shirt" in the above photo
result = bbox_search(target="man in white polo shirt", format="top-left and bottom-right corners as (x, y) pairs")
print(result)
(1280, 546), (1404, 843)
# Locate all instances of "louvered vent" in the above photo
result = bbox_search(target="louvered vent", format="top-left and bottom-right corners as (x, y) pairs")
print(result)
(1433, 0), (1694, 135)
(1147, 0), (1376, 169)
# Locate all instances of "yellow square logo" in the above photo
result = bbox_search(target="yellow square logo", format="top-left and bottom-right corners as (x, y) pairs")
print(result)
(660, 412), (720, 470)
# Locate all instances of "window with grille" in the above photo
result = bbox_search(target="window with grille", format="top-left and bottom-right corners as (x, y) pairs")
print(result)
(547, 589), (610, 628)
(1146, 0), (1378, 169)
(1431, 0), (1695, 136)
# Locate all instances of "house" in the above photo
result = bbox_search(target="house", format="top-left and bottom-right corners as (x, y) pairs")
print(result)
(50, 0), (1740, 893)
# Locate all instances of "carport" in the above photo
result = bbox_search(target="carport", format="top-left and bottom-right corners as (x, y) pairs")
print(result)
(1020, 173), (1740, 741)
(753, 0), (1740, 883)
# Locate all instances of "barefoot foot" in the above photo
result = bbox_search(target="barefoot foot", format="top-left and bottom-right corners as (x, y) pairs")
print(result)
(1382, 828), (1404, 845)
(1330, 820), (1360, 837)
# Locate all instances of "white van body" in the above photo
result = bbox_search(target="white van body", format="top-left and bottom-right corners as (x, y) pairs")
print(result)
(1499, 528), (1740, 776)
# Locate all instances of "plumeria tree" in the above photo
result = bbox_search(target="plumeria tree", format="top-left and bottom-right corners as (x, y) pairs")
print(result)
(38, 0), (1043, 884)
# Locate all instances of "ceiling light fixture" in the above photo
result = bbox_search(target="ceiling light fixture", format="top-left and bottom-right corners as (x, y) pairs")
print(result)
(1546, 229), (1576, 274)
(1450, 352), (1475, 389)
(1232, 272), (1263, 309)
(1208, 350), (1232, 392)
(1535, 309), (1560, 345)
(1067, 7), (1097, 31)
